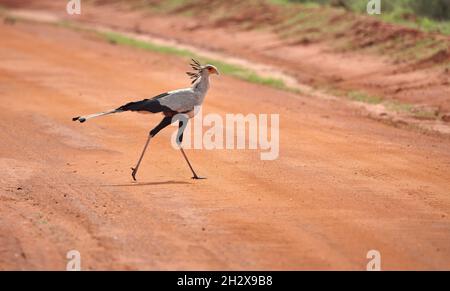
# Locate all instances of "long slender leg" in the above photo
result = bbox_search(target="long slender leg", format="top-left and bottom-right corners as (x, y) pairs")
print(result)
(177, 120), (205, 179)
(180, 147), (204, 179)
(131, 116), (172, 181)
(131, 135), (151, 181)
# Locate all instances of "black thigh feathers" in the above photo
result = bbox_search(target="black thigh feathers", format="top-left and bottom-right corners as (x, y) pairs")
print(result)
(116, 93), (172, 113)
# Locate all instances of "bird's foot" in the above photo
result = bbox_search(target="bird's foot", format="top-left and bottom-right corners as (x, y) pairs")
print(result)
(131, 167), (137, 181)
(191, 175), (206, 180)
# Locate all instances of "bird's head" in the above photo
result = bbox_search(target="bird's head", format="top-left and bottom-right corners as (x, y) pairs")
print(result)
(203, 64), (220, 76)
(186, 59), (219, 84)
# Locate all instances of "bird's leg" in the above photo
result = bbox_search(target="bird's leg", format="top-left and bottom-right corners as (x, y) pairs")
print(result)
(177, 120), (205, 180)
(131, 117), (172, 181)
(131, 135), (151, 181)
(180, 147), (204, 179)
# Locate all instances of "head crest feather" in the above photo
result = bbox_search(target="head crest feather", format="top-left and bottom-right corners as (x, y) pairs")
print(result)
(186, 59), (202, 84)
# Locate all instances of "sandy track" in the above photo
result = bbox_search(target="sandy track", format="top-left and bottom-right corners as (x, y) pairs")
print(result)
(1, 20), (450, 270)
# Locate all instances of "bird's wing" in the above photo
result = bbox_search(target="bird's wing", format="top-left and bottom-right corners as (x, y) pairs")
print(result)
(158, 88), (199, 113)
(116, 92), (171, 113)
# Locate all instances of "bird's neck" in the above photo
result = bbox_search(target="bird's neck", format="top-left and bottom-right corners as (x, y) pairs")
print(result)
(193, 72), (210, 93)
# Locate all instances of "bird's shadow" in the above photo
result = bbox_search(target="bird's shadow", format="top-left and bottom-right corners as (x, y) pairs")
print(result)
(102, 180), (191, 187)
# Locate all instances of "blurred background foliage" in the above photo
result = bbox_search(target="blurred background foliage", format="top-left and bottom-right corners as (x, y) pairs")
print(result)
(289, 0), (450, 20)
(120, 0), (450, 34)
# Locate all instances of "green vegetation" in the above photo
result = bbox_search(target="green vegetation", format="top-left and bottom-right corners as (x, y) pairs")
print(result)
(347, 91), (383, 104)
(384, 99), (414, 113)
(101, 31), (193, 57)
(287, 0), (450, 34)
(205, 59), (289, 89)
(328, 88), (439, 119)
(289, 0), (450, 20)
(385, 100), (439, 120)
(99, 31), (289, 90)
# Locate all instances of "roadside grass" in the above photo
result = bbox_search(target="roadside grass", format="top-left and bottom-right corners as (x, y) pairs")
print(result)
(380, 11), (450, 36)
(344, 90), (441, 120)
(101, 31), (193, 57)
(273, 0), (450, 36)
(384, 99), (414, 113)
(58, 20), (89, 33)
(0, 5), (14, 22)
(347, 91), (383, 104)
(384, 100), (439, 119)
(99, 30), (291, 91)
(144, 0), (191, 14)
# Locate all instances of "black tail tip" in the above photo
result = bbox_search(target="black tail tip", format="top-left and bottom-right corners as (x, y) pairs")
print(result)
(72, 116), (86, 123)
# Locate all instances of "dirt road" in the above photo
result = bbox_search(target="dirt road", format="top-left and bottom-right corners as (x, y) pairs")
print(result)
(1, 18), (450, 270)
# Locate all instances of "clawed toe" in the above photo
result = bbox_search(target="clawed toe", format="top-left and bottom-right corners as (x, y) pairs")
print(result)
(131, 167), (137, 181)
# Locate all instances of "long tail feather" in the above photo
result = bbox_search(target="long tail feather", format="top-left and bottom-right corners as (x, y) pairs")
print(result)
(72, 109), (120, 123)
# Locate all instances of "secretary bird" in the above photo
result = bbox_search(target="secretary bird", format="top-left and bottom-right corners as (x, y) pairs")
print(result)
(73, 59), (219, 181)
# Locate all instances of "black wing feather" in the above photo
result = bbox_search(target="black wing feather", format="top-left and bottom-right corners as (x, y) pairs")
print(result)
(116, 92), (171, 113)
